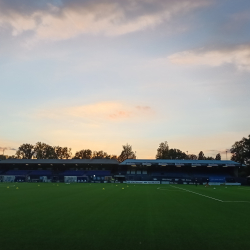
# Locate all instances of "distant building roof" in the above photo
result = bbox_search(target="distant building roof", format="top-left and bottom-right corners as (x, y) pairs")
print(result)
(120, 159), (241, 166)
(0, 159), (119, 165)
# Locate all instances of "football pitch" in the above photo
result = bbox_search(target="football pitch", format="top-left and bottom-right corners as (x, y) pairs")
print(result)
(1, 183), (250, 250)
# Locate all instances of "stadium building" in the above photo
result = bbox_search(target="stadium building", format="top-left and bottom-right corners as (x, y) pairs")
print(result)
(117, 159), (246, 185)
(0, 158), (247, 185)
(0, 159), (117, 183)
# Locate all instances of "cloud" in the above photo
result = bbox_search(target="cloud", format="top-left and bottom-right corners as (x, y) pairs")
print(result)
(0, 147), (16, 151)
(168, 44), (250, 71)
(136, 106), (151, 111)
(231, 10), (250, 22)
(206, 149), (231, 154)
(36, 101), (154, 123)
(0, 0), (209, 40)
(67, 102), (153, 121)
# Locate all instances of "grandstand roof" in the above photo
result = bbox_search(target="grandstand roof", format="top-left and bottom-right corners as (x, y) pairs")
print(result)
(0, 159), (119, 165)
(120, 159), (241, 166)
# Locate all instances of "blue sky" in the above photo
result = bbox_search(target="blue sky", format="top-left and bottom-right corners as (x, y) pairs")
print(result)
(0, 0), (250, 159)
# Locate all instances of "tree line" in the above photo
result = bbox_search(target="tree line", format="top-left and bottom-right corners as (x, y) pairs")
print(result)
(0, 141), (221, 161)
(156, 141), (221, 160)
(230, 134), (250, 176)
(0, 135), (249, 172)
(0, 142), (136, 163)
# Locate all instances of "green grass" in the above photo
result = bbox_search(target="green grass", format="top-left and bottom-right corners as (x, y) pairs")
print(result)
(0, 183), (250, 250)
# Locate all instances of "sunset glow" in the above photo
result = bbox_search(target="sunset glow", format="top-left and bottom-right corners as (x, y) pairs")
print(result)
(0, 0), (250, 159)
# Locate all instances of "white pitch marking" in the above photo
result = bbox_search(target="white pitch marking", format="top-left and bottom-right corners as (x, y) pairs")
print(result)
(157, 187), (186, 192)
(170, 185), (223, 202)
(223, 201), (250, 203)
(170, 185), (250, 203)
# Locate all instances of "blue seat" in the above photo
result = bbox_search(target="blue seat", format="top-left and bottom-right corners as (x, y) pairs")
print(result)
(85, 170), (111, 176)
(29, 170), (52, 176)
(60, 170), (86, 176)
(5, 170), (30, 175)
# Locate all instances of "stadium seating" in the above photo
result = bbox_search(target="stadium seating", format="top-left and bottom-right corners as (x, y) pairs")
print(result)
(126, 175), (153, 181)
(59, 170), (111, 176)
(151, 172), (190, 178)
(85, 170), (111, 176)
(166, 172), (190, 178)
(191, 172), (232, 178)
(5, 170), (30, 175)
(29, 170), (52, 176)
(59, 170), (86, 176)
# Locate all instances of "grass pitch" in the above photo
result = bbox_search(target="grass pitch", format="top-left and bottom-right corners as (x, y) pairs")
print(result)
(1, 183), (250, 250)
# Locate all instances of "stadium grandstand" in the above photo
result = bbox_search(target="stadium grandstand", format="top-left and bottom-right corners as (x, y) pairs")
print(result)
(118, 159), (246, 185)
(0, 159), (117, 183)
(0, 158), (247, 185)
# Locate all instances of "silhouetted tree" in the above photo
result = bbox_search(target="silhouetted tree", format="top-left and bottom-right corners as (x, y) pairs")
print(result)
(231, 135), (250, 176)
(156, 142), (169, 159)
(16, 143), (35, 159)
(110, 155), (118, 160)
(74, 149), (92, 159)
(168, 148), (187, 159)
(198, 151), (205, 160)
(92, 151), (110, 159)
(188, 154), (198, 160)
(0, 155), (7, 160)
(118, 144), (136, 162)
(215, 153), (221, 160)
(54, 146), (72, 159)
(34, 142), (57, 159)
(231, 135), (250, 166)
(206, 156), (214, 160)
(156, 141), (187, 159)
(7, 155), (17, 159)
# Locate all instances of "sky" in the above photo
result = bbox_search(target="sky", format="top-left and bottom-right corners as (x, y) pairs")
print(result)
(0, 0), (250, 159)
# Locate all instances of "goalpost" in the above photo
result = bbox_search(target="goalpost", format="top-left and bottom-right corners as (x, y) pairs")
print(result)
(1, 176), (16, 182)
(64, 176), (77, 183)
